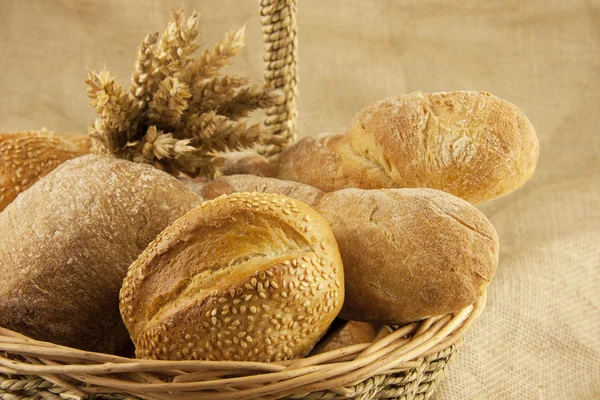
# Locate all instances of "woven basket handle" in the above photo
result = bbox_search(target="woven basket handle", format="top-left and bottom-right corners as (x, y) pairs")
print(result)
(257, 0), (298, 159)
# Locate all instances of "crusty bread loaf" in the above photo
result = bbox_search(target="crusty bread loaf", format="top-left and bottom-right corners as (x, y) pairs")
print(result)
(0, 131), (90, 211)
(120, 192), (344, 362)
(310, 320), (377, 355)
(0, 155), (200, 352)
(277, 91), (539, 203)
(192, 175), (499, 323)
(276, 133), (396, 193)
(317, 188), (498, 323)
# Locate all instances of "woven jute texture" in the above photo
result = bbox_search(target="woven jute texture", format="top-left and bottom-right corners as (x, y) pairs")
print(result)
(0, 1), (599, 399)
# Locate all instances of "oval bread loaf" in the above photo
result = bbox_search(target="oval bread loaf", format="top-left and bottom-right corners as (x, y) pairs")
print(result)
(277, 91), (539, 203)
(194, 175), (499, 323)
(0, 131), (90, 211)
(316, 188), (499, 323)
(120, 192), (344, 362)
(0, 155), (200, 352)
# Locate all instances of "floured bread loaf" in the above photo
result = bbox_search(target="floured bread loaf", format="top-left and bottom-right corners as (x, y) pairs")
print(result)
(277, 91), (539, 203)
(0, 155), (200, 352)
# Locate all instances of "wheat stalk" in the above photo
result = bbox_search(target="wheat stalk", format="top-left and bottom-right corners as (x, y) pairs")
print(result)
(86, 10), (281, 178)
(178, 26), (246, 87)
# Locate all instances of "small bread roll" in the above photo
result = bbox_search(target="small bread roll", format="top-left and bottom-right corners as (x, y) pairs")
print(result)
(121, 192), (344, 362)
(0, 155), (200, 352)
(277, 91), (539, 203)
(0, 131), (90, 211)
(311, 321), (377, 355)
(316, 188), (498, 324)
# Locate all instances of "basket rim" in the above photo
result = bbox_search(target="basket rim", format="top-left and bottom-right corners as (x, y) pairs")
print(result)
(0, 291), (486, 400)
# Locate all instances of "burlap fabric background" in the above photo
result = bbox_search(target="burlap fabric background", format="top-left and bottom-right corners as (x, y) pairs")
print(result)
(1, 1), (598, 399)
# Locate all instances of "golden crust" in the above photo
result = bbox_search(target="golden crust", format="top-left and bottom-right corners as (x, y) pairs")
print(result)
(276, 91), (539, 203)
(0, 131), (90, 211)
(221, 151), (276, 177)
(276, 132), (396, 192)
(120, 192), (344, 362)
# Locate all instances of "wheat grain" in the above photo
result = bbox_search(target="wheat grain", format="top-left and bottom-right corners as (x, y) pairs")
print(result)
(88, 10), (272, 178)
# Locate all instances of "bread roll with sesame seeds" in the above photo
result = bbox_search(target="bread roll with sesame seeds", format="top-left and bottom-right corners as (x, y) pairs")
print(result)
(195, 175), (499, 324)
(0, 131), (90, 211)
(0, 155), (201, 352)
(120, 192), (344, 362)
(276, 91), (539, 204)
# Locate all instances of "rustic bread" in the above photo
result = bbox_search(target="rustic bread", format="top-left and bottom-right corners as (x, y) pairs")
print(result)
(276, 132), (396, 192)
(317, 188), (498, 323)
(0, 155), (200, 352)
(120, 192), (344, 362)
(277, 91), (539, 203)
(193, 175), (499, 323)
(311, 320), (377, 355)
(0, 131), (90, 211)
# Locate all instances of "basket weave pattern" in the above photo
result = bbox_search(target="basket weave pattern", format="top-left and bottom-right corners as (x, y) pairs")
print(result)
(0, 293), (484, 400)
(0, 2), (487, 399)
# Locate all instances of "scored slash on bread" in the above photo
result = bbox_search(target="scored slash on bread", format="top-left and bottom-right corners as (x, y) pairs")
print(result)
(120, 192), (344, 362)
(188, 174), (499, 324)
(276, 91), (539, 204)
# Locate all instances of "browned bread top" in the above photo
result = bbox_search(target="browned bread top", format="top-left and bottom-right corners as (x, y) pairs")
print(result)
(316, 188), (499, 324)
(347, 91), (539, 203)
(185, 174), (499, 324)
(0, 155), (200, 351)
(277, 91), (539, 203)
(221, 151), (276, 177)
(310, 320), (377, 355)
(276, 132), (397, 193)
(120, 192), (344, 362)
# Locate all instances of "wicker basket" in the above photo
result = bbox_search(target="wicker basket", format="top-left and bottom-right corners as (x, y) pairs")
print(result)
(0, 1), (488, 399)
